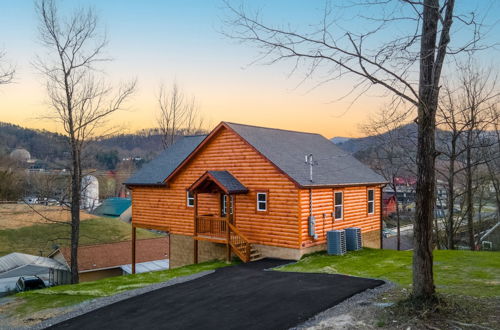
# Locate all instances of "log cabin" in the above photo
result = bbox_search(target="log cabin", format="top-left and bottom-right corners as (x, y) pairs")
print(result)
(125, 122), (387, 269)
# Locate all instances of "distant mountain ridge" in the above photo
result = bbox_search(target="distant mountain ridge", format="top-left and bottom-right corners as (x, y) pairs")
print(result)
(330, 137), (351, 144)
(333, 123), (419, 155)
(0, 122), (167, 167)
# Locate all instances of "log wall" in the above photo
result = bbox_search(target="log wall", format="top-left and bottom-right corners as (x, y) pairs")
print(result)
(299, 186), (381, 248)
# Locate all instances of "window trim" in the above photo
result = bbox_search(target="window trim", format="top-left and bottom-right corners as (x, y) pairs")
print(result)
(334, 190), (343, 220)
(256, 191), (268, 212)
(367, 188), (375, 215)
(186, 190), (195, 208)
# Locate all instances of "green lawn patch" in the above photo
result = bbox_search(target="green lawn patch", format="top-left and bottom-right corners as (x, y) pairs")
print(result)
(15, 260), (230, 315)
(0, 217), (160, 256)
(277, 249), (500, 297)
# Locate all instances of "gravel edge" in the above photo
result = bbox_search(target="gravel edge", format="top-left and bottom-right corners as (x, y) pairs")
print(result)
(10, 269), (215, 330)
(290, 280), (396, 329)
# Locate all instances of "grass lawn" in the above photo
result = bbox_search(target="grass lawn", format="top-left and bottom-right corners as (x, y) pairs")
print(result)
(277, 248), (500, 297)
(15, 260), (230, 316)
(0, 217), (160, 256)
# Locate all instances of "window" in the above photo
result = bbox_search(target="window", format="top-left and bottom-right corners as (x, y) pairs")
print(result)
(220, 194), (234, 216)
(334, 191), (343, 220)
(186, 191), (194, 207)
(368, 189), (375, 214)
(256, 192), (267, 211)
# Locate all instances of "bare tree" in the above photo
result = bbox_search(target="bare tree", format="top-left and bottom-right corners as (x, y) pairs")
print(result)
(35, 0), (136, 284)
(362, 109), (415, 250)
(437, 82), (468, 249)
(224, 0), (489, 301)
(458, 63), (498, 250)
(157, 82), (205, 148)
(0, 50), (14, 84)
(482, 106), (500, 221)
(437, 61), (498, 249)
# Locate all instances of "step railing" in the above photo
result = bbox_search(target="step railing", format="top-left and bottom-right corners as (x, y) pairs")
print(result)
(227, 222), (251, 262)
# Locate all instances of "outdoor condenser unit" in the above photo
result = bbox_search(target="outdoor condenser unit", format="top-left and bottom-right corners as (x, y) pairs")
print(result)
(327, 230), (346, 255)
(345, 227), (362, 251)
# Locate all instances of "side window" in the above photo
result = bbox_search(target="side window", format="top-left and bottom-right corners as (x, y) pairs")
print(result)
(334, 191), (343, 220)
(368, 189), (375, 214)
(256, 192), (267, 212)
(186, 191), (194, 207)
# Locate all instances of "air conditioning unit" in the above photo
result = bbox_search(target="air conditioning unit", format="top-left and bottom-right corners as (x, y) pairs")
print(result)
(345, 227), (362, 251)
(327, 230), (346, 255)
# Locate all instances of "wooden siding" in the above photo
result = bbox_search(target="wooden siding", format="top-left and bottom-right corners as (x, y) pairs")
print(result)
(132, 127), (300, 248)
(299, 186), (381, 248)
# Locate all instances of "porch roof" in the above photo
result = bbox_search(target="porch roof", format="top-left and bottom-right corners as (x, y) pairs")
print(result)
(189, 171), (248, 194)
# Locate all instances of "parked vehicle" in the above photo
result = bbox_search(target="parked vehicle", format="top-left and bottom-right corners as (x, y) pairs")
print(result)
(15, 276), (46, 292)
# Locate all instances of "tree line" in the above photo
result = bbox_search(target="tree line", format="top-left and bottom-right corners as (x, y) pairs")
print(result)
(1, 0), (208, 284)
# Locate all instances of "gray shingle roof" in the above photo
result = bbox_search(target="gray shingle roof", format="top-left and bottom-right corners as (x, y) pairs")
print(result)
(126, 123), (386, 187)
(207, 171), (248, 194)
(125, 135), (206, 185)
(0, 252), (68, 279)
(225, 122), (386, 187)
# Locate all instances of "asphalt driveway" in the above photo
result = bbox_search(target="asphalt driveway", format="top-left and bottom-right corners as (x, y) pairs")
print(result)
(48, 259), (384, 330)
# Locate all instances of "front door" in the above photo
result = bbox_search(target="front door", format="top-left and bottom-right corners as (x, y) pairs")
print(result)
(220, 194), (234, 223)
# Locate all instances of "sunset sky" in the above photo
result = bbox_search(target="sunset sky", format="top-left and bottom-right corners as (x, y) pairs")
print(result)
(0, 0), (498, 138)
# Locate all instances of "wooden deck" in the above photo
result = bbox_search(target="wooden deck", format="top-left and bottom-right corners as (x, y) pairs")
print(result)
(193, 215), (255, 262)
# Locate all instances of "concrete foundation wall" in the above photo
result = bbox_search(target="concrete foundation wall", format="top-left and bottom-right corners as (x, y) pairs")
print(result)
(79, 268), (123, 282)
(170, 234), (227, 268)
(362, 230), (381, 248)
(170, 229), (381, 267)
(256, 230), (381, 260)
(254, 243), (331, 260)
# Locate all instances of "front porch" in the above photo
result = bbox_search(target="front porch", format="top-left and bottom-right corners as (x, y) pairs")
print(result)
(189, 171), (260, 263)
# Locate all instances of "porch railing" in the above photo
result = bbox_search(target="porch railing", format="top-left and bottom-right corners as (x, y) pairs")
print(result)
(195, 216), (227, 239)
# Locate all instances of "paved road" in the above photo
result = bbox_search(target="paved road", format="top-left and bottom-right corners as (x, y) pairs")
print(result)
(48, 259), (384, 330)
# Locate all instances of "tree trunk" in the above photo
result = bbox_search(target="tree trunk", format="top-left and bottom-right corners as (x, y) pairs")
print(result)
(476, 188), (484, 247)
(394, 183), (401, 251)
(70, 143), (81, 284)
(413, 105), (437, 299)
(413, 0), (441, 300)
(465, 125), (475, 250)
(446, 141), (456, 249)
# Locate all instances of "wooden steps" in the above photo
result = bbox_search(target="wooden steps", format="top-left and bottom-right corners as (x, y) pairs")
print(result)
(249, 246), (262, 261)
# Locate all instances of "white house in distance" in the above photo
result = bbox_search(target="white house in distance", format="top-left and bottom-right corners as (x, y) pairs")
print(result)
(81, 175), (99, 211)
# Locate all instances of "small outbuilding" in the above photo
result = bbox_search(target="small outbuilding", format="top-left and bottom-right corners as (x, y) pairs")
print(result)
(49, 237), (169, 283)
(0, 252), (69, 295)
(92, 197), (131, 218)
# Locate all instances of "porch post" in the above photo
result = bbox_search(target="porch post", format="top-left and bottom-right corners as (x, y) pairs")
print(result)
(380, 185), (384, 250)
(193, 191), (198, 264)
(131, 226), (136, 274)
(226, 194), (233, 262)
